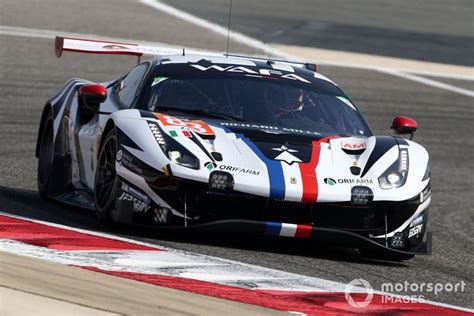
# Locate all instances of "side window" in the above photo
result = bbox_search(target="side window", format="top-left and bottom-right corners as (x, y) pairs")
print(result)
(116, 63), (149, 108)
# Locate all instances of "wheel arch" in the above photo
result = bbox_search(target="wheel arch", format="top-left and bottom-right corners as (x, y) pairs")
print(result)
(99, 119), (117, 153)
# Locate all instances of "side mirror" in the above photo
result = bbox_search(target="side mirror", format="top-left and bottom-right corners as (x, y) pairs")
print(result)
(78, 84), (107, 106)
(391, 116), (417, 139)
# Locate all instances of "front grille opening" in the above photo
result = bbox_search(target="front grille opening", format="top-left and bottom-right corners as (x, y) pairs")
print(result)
(163, 183), (419, 234)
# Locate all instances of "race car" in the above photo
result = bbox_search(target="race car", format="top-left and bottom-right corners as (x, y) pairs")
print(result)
(36, 36), (431, 260)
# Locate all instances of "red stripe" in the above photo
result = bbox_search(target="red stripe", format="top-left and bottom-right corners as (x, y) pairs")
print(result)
(0, 215), (160, 251)
(295, 224), (312, 238)
(298, 141), (322, 203)
(81, 267), (470, 316)
(298, 137), (338, 203)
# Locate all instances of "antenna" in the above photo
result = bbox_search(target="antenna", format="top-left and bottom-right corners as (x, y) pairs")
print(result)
(225, 0), (233, 57)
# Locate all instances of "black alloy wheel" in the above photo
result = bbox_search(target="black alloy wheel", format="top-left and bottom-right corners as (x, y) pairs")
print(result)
(94, 129), (118, 226)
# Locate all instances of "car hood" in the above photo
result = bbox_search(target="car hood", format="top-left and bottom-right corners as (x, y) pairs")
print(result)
(119, 111), (429, 203)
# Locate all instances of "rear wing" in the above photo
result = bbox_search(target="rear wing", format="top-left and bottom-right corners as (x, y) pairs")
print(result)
(55, 36), (318, 71)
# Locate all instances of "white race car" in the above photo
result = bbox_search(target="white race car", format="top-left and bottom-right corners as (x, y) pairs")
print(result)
(37, 37), (431, 260)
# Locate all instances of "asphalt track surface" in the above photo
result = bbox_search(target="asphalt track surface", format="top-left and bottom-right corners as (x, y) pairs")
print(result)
(0, 0), (473, 311)
(165, 0), (474, 66)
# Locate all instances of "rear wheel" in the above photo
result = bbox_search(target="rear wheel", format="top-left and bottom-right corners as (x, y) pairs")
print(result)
(94, 129), (118, 226)
(37, 111), (54, 200)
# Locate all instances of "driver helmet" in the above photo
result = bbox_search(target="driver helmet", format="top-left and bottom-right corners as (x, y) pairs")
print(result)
(265, 85), (304, 117)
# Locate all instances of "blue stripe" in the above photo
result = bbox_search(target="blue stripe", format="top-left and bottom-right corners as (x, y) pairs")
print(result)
(235, 134), (286, 199)
(265, 222), (282, 236)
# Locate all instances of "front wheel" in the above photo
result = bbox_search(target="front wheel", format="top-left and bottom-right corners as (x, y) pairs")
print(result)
(94, 129), (118, 226)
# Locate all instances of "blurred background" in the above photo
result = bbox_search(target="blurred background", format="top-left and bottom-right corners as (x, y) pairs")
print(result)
(0, 0), (473, 309)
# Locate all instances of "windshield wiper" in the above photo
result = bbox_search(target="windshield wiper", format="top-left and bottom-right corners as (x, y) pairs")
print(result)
(155, 106), (245, 122)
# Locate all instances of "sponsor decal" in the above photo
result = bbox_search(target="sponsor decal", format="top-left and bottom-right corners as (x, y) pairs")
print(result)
(408, 224), (423, 238)
(220, 122), (320, 136)
(154, 113), (214, 136)
(262, 129), (282, 134)
(204, 161), (217, 171)
(341, 141), (367, 157)
(121, 183), (150, 202)
(169, 130), (178, 137)
(119, 183), (151, 213)
(324, 178), (336, 186)
(341, 142), (367, 150)
(117, 149), (144, 175)
(116, 149), (123, 161)
(190, 64), (311, 83)
(103, 44), (130, 50)
(271, 144), (302, 165)
(276, 127), (319, 135)
(219, 164), (260, 176)
(335, 178), (374, 185)
(290, 177), (297, 185)
(118, 192), (151, 213)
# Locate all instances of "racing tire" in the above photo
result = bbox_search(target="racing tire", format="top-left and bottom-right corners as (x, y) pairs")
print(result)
(94, 128), (119, 226)
(37, 110), (55, 200)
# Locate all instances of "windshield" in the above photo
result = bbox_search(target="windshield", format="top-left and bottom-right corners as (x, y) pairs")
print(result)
(144, 76), (372, 137)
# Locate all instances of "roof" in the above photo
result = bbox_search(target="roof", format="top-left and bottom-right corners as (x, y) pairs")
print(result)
(154, 54), (343, 95)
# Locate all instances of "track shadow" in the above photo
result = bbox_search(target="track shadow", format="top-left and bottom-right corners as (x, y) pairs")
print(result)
(0, 185), (408, 267)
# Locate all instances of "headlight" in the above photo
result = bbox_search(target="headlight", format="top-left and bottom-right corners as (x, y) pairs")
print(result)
(167, 149), (200, 169)
(148, 122), (200, 170)
(378, 148), (409, 189)
(387, 172), (402, 185)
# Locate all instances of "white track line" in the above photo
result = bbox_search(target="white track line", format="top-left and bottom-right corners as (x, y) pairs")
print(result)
(1, 23), (473, 100)
(139, 0), (474, 97)
(1, 212), (473, 313)
(2, 17), (473, 99)
(138, 0), (292, 58)
(380, 69), (474, 98)
(0, 25), (210, 54)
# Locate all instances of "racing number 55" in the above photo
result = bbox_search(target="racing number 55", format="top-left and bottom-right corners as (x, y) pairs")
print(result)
(154, 113), (214, 136)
